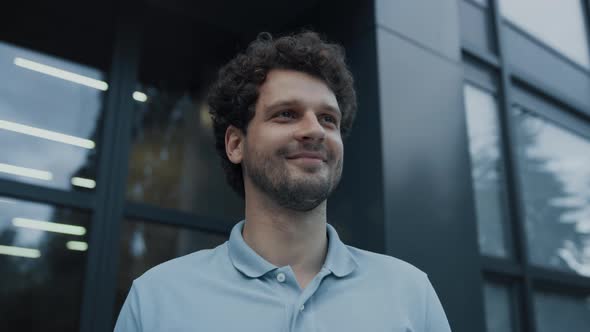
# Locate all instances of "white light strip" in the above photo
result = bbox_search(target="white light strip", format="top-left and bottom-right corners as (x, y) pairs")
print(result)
(0, 198), (15, 204)
(14, 57), (108, 91)
(12, 217), (86, 236)
(0, 162), (52, 180)
(0, 245), (40, 258)
(66, 241), (88, 252)
(0, 119), (95, 149)
(133, 91), (148, 102)
(71, 177), (96, 189)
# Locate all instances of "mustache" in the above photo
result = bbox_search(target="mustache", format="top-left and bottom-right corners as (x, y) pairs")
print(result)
(277, 142), (327, 157)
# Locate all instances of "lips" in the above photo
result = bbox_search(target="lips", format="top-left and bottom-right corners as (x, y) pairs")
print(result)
(287, 152), (326, 161)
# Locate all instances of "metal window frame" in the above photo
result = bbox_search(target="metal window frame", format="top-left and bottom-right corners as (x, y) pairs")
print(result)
(497, 0), (590, 74)
(0, 178), (95, 210)
(125, 202), (235, 235)
(462, 0), (590, 331)
(78, 2), (143, 331)
(74, 2), (239, 331)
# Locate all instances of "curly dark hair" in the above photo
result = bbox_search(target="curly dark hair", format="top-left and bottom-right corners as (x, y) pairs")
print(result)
(207, 30), (357, 198)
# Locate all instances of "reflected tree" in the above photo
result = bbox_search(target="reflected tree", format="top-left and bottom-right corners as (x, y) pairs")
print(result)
(514, 107), (590, 276)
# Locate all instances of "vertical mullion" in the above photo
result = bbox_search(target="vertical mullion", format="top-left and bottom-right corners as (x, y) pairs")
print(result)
(489, 1), (537, 332)
(94, 7), (143, 332)
(78, 2), (143, 332)
(583, 0), (590, 71)
(78, 9), (125, 332)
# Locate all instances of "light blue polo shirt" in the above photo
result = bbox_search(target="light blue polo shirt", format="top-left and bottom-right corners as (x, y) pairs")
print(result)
(114, 220), (452, 332)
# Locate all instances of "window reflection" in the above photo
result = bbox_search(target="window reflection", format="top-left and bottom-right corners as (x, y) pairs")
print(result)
(483, 281), (515, 332)
(0, 41), (104, 191)
(499, 0), (590, 69)
(463, 84), (511, 258)
(115, 219), (228, 324)
(514, 107), (590, 276)
(0, 196), (90, 331)
(126, 86), (244, 220)
(534, 289), (590, 332)
(124, 10), (247, 221)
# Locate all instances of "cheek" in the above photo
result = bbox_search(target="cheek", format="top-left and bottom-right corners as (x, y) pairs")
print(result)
(330, 137), (344, 160)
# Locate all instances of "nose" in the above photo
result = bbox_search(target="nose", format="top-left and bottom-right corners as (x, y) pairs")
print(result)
(293, 111), (326, 142)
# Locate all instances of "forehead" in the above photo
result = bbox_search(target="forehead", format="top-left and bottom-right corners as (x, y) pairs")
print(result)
(257, 69), (339, 110)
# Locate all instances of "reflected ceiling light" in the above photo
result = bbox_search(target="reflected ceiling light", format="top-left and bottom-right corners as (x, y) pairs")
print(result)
(12, 217), (86, 236)
(0, 119), (95, 149)
(13, 57), (108, 91)
(133, 91), (148, 102)
(71, 177), (96, 189)
(66, 240), (88, 252)
(0, 198), (16, 204)
(0, 162), (52, 180)
(0, 244), (40, 258)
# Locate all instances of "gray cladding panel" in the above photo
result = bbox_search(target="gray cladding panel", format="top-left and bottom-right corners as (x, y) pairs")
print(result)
(375, 0), (461, 61)
(376, 27), (485, 332)
(504, 25), (590, 114)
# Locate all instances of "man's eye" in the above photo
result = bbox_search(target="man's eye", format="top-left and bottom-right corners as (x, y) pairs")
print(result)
(321, 114), (337, 124)
(277, 110), (296, 118)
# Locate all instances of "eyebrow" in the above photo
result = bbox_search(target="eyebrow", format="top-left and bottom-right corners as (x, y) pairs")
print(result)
(265, 99), (341, 115)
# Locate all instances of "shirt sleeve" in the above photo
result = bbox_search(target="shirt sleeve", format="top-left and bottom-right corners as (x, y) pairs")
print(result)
(424, 277), (452, 332)
(114, 282), (142, 332)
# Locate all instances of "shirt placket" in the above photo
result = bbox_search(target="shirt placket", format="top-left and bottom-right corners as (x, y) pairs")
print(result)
(288, 267), (332, 332)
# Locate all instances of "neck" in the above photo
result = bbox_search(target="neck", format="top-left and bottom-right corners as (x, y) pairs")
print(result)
(242, 184), (328, 282)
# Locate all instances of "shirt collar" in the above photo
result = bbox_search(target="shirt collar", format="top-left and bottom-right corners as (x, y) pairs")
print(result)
(227, 220), (358, 278)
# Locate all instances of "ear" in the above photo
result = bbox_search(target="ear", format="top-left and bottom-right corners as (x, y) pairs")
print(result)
(225, 125), (244, 164)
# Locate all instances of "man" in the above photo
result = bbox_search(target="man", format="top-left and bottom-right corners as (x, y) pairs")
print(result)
(115, 31), (452, 332)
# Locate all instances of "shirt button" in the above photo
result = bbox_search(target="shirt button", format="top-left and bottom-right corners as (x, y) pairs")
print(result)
(299, 304), (305, 311)
(276, 272), (286, 283)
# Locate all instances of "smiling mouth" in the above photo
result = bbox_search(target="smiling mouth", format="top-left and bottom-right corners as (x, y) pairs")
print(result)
(287, 157), (325, 168)
(286, 153), (326, 162)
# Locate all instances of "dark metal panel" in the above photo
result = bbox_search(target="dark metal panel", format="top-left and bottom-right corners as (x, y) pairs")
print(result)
(0, 178), (95, 210)
(321, 1), (386, 254)
(503, 24), (590, 114)
(376, 27), (485, 332)
(459, 0), (497, 55)
(374, 0), (461, 62)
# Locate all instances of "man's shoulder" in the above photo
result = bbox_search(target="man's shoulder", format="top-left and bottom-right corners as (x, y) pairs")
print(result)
(134, 242), (228, 287)
(346, 245), (427, 280)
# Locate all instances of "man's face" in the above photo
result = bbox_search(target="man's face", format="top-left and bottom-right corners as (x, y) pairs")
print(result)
(241, 69), (344, 211)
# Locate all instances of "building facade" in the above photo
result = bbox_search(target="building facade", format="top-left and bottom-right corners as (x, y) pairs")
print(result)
(0, 0), (589, 331)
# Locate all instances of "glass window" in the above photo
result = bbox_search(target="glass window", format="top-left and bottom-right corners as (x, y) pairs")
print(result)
(115, 219), (228, 324)
(0, 196), (91, 331)
(534, 289), (590, 332)
(463, 84), (512, 258)
(513, 107), (590, 277)
(483, 281), (515, 332)
(499, 0), (590, 69)
(0, 41), (105, 191)
(125, 10), (244, 221)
